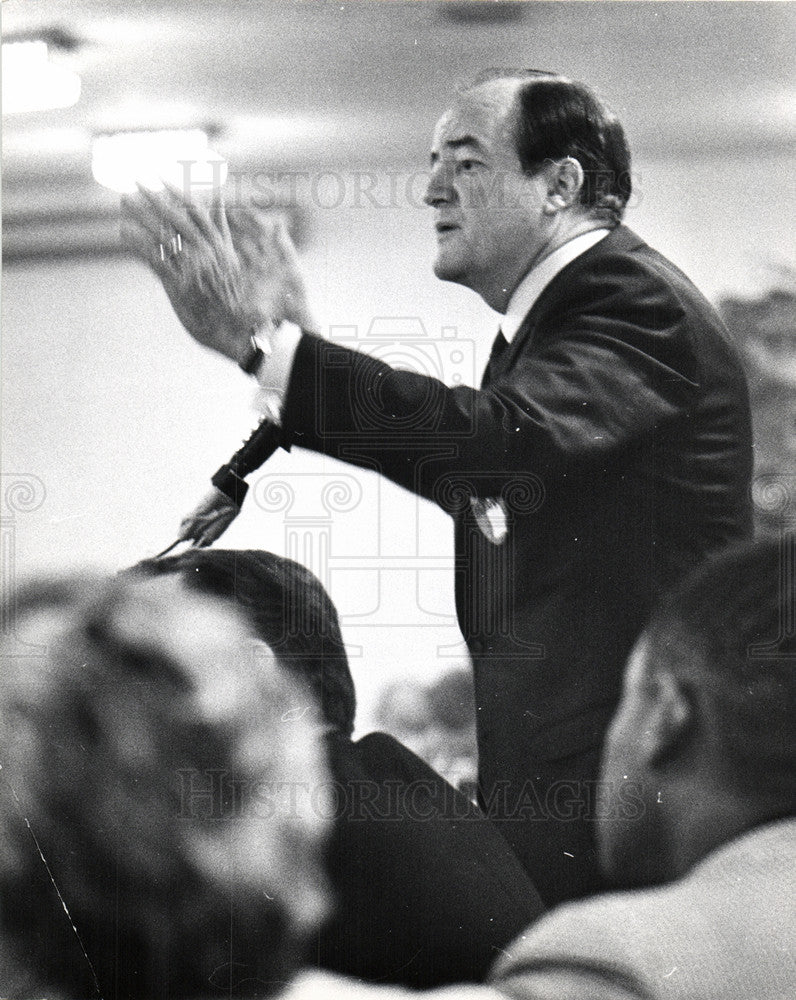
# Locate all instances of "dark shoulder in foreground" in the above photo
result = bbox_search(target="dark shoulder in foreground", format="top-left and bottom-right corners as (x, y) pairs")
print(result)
(316, 730), (544, 988)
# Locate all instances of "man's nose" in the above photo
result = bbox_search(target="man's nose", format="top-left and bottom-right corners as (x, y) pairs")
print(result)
(423, 163), (453, 207)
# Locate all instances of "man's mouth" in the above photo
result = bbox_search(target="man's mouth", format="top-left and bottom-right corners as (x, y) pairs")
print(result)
(435, 222), (459, 237)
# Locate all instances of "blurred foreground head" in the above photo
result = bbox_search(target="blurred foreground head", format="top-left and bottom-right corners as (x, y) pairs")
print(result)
(132, 549), (356, 738)
(0, 573), (331, 998)
(599, 536), (795, 889)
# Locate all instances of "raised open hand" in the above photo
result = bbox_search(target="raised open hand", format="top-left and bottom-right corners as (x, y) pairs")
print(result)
(121, 184), (314, 363)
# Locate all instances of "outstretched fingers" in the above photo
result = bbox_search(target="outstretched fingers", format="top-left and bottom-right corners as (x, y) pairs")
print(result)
(225, 207), (271, 255)
(120, 214), (172, 274)
(211, 189), (235, 252)
(161, 180), (225, 249)
(130, 182), (209, 252)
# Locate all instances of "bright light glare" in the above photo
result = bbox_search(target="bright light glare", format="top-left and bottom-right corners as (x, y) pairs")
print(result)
(2, 41), (82, 115)
(91, 130), (228, 194)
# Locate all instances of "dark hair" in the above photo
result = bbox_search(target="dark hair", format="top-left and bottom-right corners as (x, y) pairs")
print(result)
(472, 70), (632, 225)
(0, 573), (330, 997)
(132, 549), (356, 737)
(645, 536), (795, 804)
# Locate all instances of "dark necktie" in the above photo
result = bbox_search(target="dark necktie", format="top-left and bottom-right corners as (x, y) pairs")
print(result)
(482, 329), (508, 387)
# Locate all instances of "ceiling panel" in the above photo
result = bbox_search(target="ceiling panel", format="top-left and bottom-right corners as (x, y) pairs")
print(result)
(2, 0), (793, 257)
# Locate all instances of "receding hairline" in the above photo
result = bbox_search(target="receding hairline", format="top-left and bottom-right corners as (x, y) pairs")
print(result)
(431, 78), (528, 157)
(461, 68), (573, 91)
(453, 72), (541, 120)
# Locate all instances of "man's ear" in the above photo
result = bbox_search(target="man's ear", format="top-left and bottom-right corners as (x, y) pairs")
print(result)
(646, 669), (695, 771)
(542, 156), (584, 213)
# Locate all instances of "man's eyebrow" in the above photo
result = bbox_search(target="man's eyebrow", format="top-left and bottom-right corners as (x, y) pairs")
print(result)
(430, 135), (488, 162)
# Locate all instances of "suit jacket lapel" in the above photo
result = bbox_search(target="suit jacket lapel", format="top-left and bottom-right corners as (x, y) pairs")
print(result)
(496, 225), (647, 375)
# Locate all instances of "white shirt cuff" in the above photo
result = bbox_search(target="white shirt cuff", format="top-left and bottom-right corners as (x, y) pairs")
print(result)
(252, 321), (305, 424)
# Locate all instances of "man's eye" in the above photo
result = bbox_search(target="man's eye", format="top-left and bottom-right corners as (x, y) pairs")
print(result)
(456, 159), (479, 173)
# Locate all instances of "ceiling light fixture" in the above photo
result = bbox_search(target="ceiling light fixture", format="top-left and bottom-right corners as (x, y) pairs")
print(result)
(91, 129), (228, 194)
(2, 40), (82, 115)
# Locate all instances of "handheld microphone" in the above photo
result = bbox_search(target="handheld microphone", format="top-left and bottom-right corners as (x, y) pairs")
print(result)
(211, 417), (283, 504)
(161, 417), (284, 552)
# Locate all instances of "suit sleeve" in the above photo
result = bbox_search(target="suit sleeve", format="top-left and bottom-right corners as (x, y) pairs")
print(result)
(281, 262), (700, 505)
(488, 900), (655, 1000)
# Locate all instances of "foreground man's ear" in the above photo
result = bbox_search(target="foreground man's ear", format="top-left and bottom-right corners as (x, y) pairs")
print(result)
(646, 668), (695, 771)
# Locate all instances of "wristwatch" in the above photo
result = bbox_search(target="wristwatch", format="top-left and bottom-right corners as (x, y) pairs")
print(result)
(238, 320), (276, 375)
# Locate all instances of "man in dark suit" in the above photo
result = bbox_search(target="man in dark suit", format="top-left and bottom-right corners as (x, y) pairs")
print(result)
(121, 72), (753, 905)
(132, 549), (544, 988)
(283, 537), (796, 1000)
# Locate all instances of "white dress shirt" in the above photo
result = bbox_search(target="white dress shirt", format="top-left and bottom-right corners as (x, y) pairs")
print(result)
(501, 228), (610, 343)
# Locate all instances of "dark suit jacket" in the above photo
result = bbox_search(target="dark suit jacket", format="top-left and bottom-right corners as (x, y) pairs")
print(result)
(313, 731), (544, 987)
(283, 227), (753, 902)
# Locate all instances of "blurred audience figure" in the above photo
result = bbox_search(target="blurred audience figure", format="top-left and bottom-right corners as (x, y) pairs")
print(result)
(720, 285), (796, 536)
(283, 536), (796, 1000)
(133, 549), (544, 988)
(0, 572), (330, 999)
(375, 670), (478, 795)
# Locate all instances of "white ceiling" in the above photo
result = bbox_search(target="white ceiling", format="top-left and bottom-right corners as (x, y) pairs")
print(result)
(2, 0), (793, 257)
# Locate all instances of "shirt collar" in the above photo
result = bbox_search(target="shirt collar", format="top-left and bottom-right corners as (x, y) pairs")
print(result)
(501, 228), (611, 343)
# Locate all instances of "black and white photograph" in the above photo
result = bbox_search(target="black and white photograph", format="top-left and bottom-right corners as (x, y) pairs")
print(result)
(1, 1), (794, 997)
